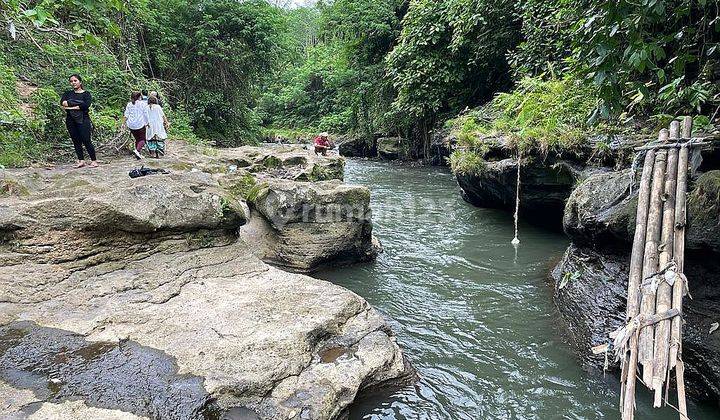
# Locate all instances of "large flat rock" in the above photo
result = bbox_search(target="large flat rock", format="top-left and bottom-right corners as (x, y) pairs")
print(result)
(0, 242), (409, 419)
(0, 143), (411, 419)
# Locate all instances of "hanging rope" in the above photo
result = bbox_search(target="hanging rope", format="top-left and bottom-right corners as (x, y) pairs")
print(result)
(511, 149), (521, 246)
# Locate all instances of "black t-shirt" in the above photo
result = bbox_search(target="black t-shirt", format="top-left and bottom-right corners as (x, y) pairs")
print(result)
(61, 90), (92, 123)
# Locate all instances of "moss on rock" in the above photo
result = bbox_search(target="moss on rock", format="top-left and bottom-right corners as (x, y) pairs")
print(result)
(687, 170), (720, 252)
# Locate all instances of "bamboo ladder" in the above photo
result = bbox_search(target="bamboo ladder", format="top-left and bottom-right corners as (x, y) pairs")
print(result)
(616, 116), (703, 420)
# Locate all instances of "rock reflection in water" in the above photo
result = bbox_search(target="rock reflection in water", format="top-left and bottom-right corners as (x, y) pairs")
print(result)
(0, 321), (256, 420)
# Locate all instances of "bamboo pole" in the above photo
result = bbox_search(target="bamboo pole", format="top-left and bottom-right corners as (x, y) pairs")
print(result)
(621, 146), (656, 416)
(670, 116), (692, 420)
(651, 122), (680, 405)
(639, 141), (668, 386)
(670, 147), (690, 368)
(682, 116), (693, 143)
(676, 359), (689, 419)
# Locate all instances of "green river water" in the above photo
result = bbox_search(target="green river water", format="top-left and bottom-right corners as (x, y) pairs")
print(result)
(315, 159), (718, 420)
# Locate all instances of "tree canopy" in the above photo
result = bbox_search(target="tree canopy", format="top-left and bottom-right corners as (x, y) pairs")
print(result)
(1, 0), (718, 166)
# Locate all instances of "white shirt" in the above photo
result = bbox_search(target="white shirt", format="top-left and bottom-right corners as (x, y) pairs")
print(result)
(124, 101), (148, 130)
(146, 105), (167, 140)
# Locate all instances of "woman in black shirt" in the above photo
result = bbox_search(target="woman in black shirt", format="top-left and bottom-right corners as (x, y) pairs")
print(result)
(61, 74), (98, 168)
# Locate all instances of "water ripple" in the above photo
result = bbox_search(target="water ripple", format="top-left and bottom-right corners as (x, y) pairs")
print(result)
(316, 159), (716, 420)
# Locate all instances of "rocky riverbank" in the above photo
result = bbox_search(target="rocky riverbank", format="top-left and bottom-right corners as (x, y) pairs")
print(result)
(0, 143), (413, 419)
(450, 130), (720, 403)
(552, 166), (720, 402)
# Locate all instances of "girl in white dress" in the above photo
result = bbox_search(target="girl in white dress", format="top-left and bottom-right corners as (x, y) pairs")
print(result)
(145, 96), (170, 158)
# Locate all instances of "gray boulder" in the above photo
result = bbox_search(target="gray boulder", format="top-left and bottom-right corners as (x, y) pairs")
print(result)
(0, 166), (246, 268)
(239, 179), (380, 272)
(377, 137), (405, 160)
(563, 168), (720, 253)
(456, 157), (580, 226)
(338, 136), (375, 158)
(562, 169), (636, 245)
(686, 170), (720, 252)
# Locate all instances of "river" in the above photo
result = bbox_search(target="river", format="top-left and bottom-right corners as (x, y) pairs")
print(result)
(316, 159), (717, 419)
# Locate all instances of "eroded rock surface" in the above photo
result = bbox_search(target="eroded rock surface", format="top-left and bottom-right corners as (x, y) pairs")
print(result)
(0, 143), (411, 420)
(338, 136), (376, 158)
(562, 169), (636, 245)
(376, 137), (405, 160)
(239, 179), (380, 272)
(456, 157), (580, 226)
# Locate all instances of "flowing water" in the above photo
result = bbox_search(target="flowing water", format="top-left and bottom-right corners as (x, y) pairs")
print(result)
(316, 159), (718, 420)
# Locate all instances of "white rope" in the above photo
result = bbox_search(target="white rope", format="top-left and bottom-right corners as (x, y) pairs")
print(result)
(511, 150), (521, 246)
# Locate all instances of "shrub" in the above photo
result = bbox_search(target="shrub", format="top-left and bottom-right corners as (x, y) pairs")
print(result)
(448, 149), (487, 176)
(449, 75), (596, 154)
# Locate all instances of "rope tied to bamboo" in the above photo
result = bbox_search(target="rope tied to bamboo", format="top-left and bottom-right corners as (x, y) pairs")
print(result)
(609, 308), (683, 364)
(639, 261), (690, 296)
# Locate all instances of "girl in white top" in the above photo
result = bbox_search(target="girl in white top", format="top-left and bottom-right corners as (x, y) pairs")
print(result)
(121, 91), (149, 159)
(145, 96), (170, 158)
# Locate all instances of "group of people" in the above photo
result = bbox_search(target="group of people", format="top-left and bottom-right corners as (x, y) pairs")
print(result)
(120, 90), (170, 160)
(62, 73), (333, 168)
(60, 74), (170, 168)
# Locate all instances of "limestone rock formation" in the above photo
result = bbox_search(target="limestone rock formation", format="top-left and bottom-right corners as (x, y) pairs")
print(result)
(456, 157), (580, 226)
(338, 136), (376, 158)
(563, 168), (720, 252)
(686, 170), (720, 253)
(173, 144), (345, 183)
(239, 179), (380, 272)
(0, 143), (411, 420)
(562, 169), (636, 245)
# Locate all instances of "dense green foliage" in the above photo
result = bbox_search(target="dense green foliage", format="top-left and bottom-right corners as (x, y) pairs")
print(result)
(387, 0), (519, 120)
(452, 76), (597, 151)
(447, 75), (597, 175)
(2, 0), (718, 167)
(576, 0), (720, 119)
(144, 0), (285, 143)
(258, 0), (402, 140)
(262, 0), (718, 159)
(1, 0), (284, 166)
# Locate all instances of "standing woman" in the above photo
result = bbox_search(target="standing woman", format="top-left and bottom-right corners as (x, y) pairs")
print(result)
(145, 96), (169, 158)
(120, 91), (149, 159)
(61, 74), (98, 168)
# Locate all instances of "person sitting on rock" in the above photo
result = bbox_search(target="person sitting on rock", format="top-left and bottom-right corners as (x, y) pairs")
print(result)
(314, 132), (332, 156)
